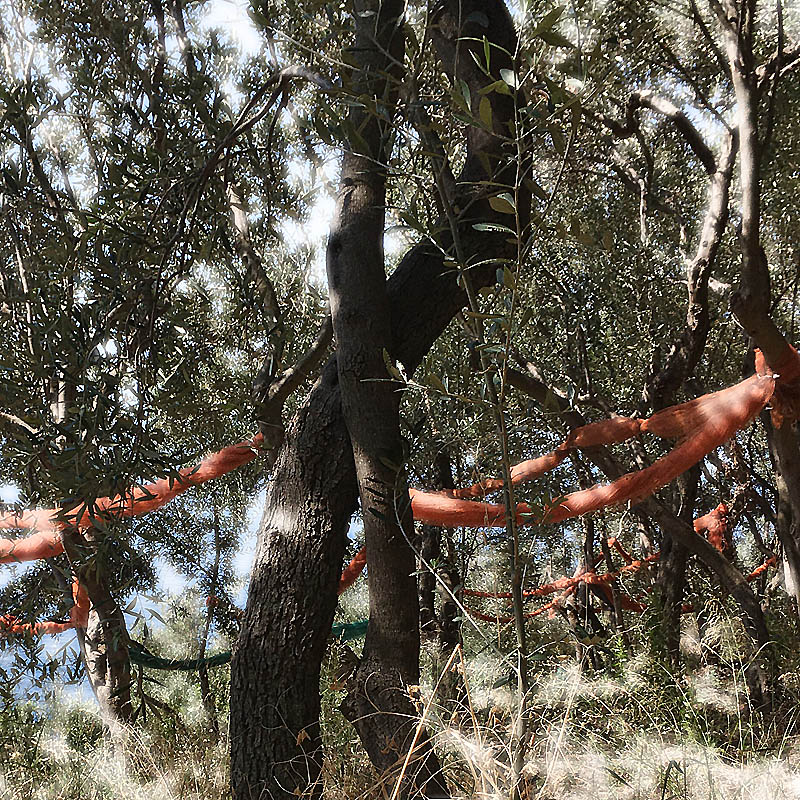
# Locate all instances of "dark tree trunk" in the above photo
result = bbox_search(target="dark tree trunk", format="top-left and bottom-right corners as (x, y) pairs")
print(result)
(324, 1), (447, 794)
(653, 539), (688, 660)
(418, 452), (456, 642)
(230, 364), (357, 798)
(419, 450), (464, 707)
(654, 467), (699, 664)
(230, 3), (527, 797)
(418, 524), (441, 641)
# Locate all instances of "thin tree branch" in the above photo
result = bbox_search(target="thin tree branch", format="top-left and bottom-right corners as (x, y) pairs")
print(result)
(643, 131), (738, 408)
(0, 411), (38, 435)
(596, 90), (716, 174)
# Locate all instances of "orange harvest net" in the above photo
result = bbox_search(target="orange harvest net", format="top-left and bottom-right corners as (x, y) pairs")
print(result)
(460, 507), (777, 625)
(407, 349), (797, 529)
(1, 345), (797, 635)
(0, 578), (89, 636)
(0, 433), (266, 564)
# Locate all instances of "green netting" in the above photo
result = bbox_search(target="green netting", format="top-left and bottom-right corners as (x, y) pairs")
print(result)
(128, 619), (368, 671)
(331, 619), (368, 641)
(128, 643), (232, 671)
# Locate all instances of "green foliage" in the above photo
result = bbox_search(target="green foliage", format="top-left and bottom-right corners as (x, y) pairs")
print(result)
(0, 0), (800, 794)
(62, 705), (103, 753)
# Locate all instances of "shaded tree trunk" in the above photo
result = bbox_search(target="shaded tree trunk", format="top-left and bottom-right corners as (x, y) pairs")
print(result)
(654, 468), (699, 664)
(419, 450), (463, 707)
(229, 3), (528, 797)
(324, 1), (446, 793)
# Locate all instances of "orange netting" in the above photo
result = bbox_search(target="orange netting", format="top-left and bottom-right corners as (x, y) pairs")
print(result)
(409, 362), (784, 529)
(694, 503), (729, 550)
(0, 578), (89, 636)
(460, 519), (778, 625)
(2, 344), (797, 635)
(0, 435), (265, 636)
(338, 547), (367, 594)
(0, 433), (265, 564)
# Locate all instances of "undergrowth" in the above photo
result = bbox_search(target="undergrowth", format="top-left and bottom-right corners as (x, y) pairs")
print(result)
(2, 599), (800, 799)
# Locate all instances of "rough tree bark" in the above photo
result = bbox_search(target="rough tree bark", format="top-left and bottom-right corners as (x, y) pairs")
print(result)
(229, 2), (527, 797)
(711, 0), (800, 607)
(64, 529), (133, 725)
(323, 1), (447, 794)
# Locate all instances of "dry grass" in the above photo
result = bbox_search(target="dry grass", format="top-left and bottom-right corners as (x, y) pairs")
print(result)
(3, 600), (800, 799)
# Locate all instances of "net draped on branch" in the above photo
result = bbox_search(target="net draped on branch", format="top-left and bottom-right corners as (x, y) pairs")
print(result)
(409, 347), (799, 529)
(460, 509), (776, 625)
(0, 433), (267, 563)
(0, 578), (89, 636)
(0, 431), (366, 636)
(0, 345), (796, 635)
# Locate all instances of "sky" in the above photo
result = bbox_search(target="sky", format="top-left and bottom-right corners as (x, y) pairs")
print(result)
(0, 489), (262, 703)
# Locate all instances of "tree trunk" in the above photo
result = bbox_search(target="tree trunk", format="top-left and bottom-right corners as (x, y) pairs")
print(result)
(654, 468), (699, 664)
(52, 376), (132, 727)
(230, 362), (357, 798)
(419, 450), (463, 705)
(81, 576), (133, 725)
(644, 135), (735, 666)
(766, 419), (800, 607)
(65, 530), (133, 726)
(230, 3), (527, 797)
(646, 500), (774, 709)
(323, 1), (447, 794)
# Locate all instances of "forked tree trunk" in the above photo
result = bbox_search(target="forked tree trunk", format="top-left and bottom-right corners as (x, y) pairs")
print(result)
(230, 3), (527, 797)
(325, 1), (447, 795)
